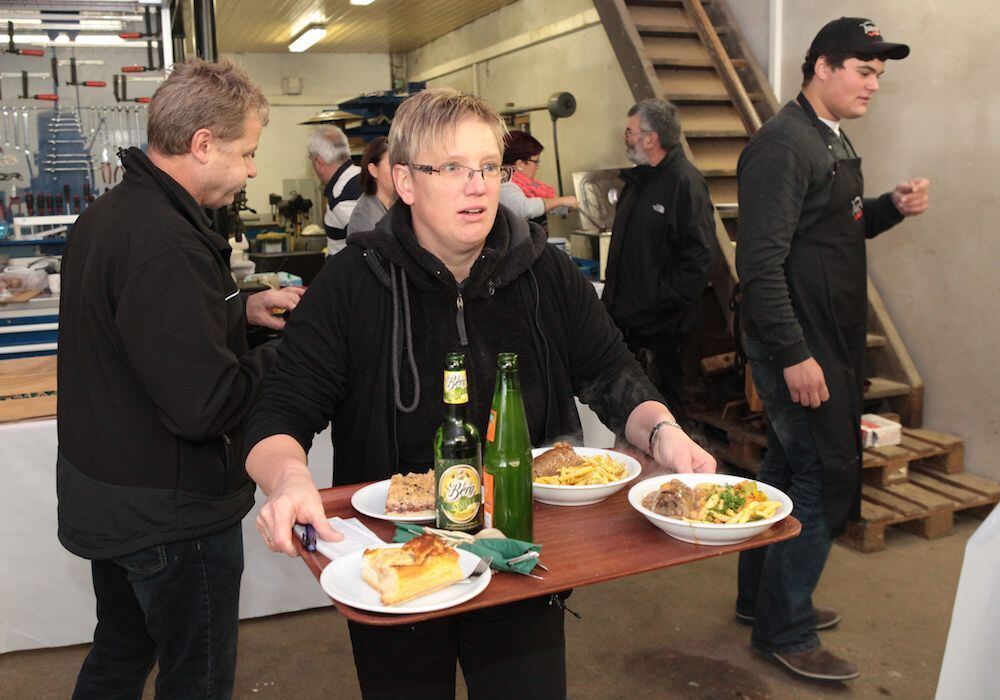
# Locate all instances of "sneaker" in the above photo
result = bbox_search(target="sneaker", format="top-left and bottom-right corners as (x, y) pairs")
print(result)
(736, 606), (841, 631)
(769, 646), (859, 681)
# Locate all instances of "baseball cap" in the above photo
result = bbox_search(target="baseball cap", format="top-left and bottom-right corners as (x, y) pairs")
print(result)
(808, 17), (910, 61)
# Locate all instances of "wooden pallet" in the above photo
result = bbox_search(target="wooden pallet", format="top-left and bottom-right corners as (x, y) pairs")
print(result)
(0, 356), (57, 423)
(839, 468), (1000, 553)
(862, 428), (965, 485)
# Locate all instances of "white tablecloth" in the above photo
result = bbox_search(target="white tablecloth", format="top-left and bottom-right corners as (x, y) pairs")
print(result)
(0, 419), (333, 655)
(0, 401), (612, 654)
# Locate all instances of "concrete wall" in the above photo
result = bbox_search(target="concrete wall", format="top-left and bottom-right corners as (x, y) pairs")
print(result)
(223, 53), (391, 216)
(405, 0), (634, 238)
(753, 2), (1000, 478)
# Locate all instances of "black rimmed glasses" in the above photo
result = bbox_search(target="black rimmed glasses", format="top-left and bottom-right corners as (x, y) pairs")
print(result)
(406, 162), (513, 184)
(624, 127), (654, 139)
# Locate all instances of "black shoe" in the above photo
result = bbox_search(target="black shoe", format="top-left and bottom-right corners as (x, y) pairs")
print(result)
(768, 646), (859, 681)
(736, 606), (841, 631)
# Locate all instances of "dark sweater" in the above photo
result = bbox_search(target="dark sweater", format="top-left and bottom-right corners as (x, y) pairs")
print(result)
(244, 203), (662, 485)
(57, 147), (273, 559)
(736, 100), (904, 367)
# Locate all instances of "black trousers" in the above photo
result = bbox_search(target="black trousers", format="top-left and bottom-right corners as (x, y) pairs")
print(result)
(348, 596), (566, 699)
(624, 330), (687, 423)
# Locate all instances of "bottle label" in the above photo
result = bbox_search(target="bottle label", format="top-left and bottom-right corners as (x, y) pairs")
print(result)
(438, 464), (481, 524)
(483, 471), (494, 528)
(486, 409), (497, 442)
(443, 370), (468, 404)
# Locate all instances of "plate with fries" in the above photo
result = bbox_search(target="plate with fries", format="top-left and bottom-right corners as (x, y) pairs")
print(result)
(627, 474), (793, 545)
(531, 447), (641, 506)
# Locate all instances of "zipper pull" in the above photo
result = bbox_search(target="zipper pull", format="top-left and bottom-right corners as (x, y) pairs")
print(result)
(549, 594), (582, 619)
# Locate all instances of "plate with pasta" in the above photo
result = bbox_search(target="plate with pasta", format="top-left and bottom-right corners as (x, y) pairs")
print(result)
(627, 474), (793, 545)
(531, 444), (641, 506)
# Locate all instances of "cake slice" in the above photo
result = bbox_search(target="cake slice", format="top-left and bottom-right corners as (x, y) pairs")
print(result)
(361, 534), (464, 605)
(385, 469), (435, 516)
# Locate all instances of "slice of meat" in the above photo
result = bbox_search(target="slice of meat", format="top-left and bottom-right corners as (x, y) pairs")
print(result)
(532, 442), (583, 478)
(642, 479), (696, 518)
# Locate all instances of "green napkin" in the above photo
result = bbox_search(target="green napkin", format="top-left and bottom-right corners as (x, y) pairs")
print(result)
(392, 523), (542, 575)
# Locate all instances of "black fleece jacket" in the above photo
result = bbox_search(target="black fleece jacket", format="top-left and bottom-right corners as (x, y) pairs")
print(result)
(244, 203), (662, 486)
(603, 149), (715, 337)
(57, 147), (273, 559)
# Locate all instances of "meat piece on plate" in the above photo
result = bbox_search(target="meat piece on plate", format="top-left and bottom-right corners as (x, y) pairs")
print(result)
(532, 441), (583, 478)
(642, 479), (696, 518)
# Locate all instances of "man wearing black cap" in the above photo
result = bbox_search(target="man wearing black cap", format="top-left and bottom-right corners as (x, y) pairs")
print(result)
(734, 17), (930, 681)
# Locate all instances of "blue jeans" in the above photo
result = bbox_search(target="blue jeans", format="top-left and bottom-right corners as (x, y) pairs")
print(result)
(737, 339), (833, 654)
(72, 522), (244, 700)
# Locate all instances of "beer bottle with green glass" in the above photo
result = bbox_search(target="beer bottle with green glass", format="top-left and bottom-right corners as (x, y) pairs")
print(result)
(434, 353), (483, 533)
(483, 352), (533, 541)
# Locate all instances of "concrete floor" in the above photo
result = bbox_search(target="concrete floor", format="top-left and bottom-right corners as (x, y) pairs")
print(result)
(0, 517), (976, 700)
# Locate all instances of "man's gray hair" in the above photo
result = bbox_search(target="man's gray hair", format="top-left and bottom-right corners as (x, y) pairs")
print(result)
(628, 98), (681, 151)
(308, 125), (351, 165)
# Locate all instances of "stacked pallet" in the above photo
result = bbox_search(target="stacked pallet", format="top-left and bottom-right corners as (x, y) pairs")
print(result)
(846, 428), (1000, 552)
(690, 409), (1000, 552)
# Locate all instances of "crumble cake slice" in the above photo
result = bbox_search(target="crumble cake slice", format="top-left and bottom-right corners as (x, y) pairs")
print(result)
(385, 469), (435, 514)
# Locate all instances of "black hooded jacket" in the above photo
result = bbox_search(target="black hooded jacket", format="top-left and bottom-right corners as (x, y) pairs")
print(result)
(244, 203), (662, 485)
(56, 147), (273, 559)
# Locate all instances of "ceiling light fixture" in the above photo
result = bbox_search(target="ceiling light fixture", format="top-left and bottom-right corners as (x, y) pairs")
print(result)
(350, 0), (376, 6)
(288, 23), (326, 52)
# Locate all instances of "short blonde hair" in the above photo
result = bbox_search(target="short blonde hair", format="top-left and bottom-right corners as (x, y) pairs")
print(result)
(388, 87), (508, 166)
(148, 59), (269, 155)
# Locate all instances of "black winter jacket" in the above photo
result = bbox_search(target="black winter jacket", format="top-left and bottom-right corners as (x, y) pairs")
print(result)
(57, 147), (273, 559)
(244, 203), (662, 485)
(602, 149), (715, 337)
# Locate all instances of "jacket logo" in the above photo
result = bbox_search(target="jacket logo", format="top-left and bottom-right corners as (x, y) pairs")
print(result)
(851, 196), (864, 221)
(860, 20), (881, 37)
(652, 203), (665, 214)
(224, 289), (240, 301)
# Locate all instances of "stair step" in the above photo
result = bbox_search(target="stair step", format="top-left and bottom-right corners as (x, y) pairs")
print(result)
(636, 23), (730, 38)
(689, 138), (744, 172)
(685, 129), (747, 138)
(867, 333), (887, 348)
(678, 104), (745, 132)
(865, 377), (912, 400)
(650, 57), (747, 70)
(716, 206), (739, 220)
(641, 36), (710, 62)
(666, 92), (762, 104)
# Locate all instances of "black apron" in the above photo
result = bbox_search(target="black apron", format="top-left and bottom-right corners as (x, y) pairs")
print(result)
(788, 93), (867, 535)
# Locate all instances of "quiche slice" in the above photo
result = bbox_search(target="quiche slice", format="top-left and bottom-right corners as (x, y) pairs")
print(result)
(361, 534), (463, 605)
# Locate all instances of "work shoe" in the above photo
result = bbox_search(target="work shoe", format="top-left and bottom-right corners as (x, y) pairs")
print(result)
(736, 606), (841, 631)
(769, 646), (859, 681)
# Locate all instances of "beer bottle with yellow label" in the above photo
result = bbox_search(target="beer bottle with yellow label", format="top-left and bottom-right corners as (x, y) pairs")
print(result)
(483, 352), (533, 541)
(434, 353), (483, 533)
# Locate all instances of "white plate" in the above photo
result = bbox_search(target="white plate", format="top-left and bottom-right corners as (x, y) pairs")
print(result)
(531, 447), (641, 506)
(627, 474), (793, 546)
(319, 543), (492, 614)
(351, 480), (435, 523)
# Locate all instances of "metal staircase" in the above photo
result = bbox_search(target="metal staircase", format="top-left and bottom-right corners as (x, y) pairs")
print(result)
(593, 0), (924, 442)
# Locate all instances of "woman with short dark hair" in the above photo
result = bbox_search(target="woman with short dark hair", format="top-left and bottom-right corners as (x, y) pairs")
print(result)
(499, 130), (578, 224)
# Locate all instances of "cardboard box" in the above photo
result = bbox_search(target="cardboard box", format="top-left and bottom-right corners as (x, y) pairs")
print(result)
(861, 413), (902, 448)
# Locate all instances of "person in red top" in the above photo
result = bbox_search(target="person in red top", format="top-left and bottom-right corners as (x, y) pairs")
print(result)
(499, 130), (578, 225)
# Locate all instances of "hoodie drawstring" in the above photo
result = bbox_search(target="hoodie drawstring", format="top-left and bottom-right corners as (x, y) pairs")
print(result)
(390, 262), (420, 412)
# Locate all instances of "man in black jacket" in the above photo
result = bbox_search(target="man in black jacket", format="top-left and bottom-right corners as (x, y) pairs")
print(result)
(603, 98), (714, 421)
(57, 59), (304, 700)
(245, 87), (716, 699)
(735, 18), (929, 682)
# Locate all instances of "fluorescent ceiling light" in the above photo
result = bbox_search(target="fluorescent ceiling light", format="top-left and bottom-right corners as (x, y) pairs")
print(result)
(288, 24), (326, 52)
(13, 33), (152, 47)
(350, 0), (376, 5)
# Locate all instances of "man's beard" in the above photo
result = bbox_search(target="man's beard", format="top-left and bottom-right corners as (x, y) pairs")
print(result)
(626, 144), (649, 165)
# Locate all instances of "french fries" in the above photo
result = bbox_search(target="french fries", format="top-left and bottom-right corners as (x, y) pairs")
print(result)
(678, 480), (781, 524)
(534, 454), (627, 486)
